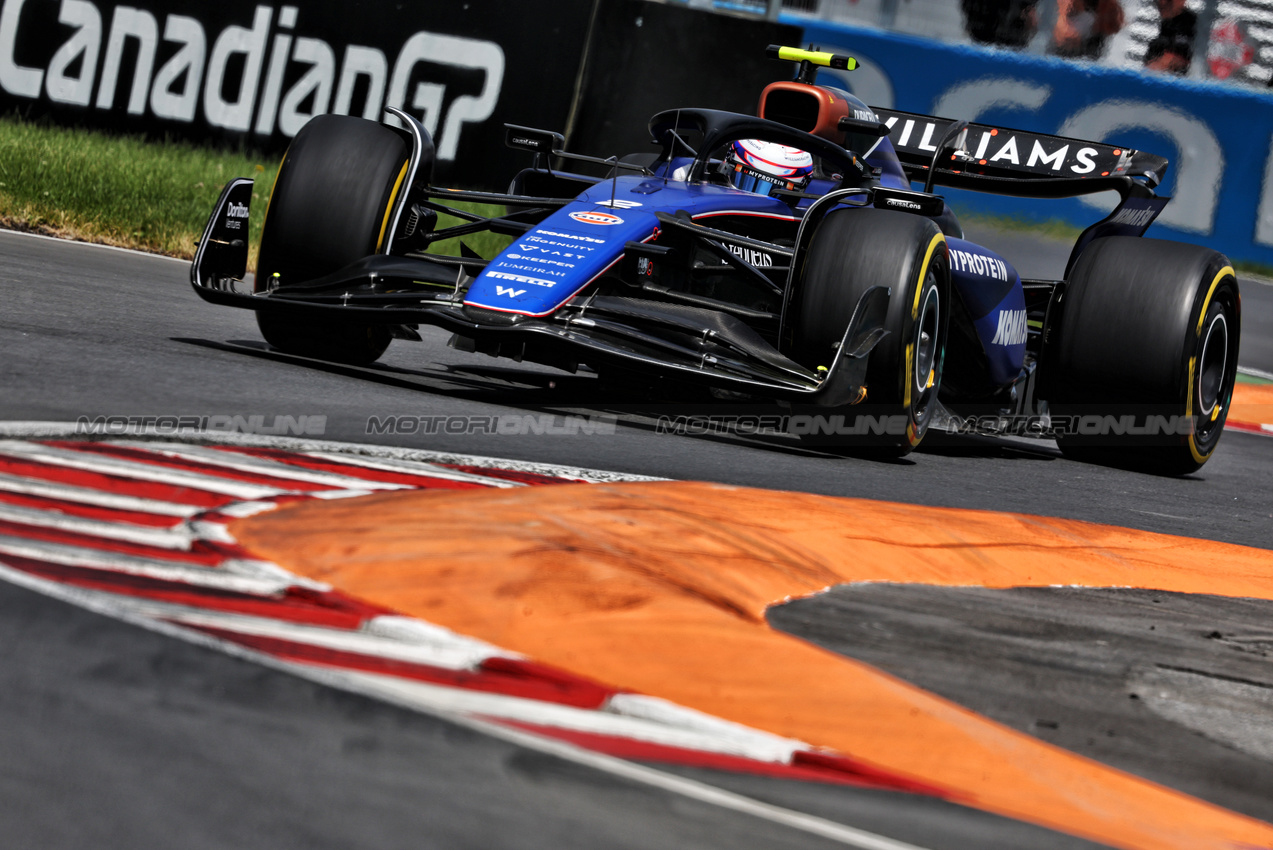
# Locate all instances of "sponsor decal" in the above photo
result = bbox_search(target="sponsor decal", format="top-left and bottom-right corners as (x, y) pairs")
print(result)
(949, 248), (1009, 282)
(883, 116), (1102, 175)
(494, 285), (525, 297)
(498, 263), (566, 277)
(224, 198), (249, 229)
(726, 245), (773, 267)
(504, 253), (576, 269)
(882, 197), (922, 211)
(990, 308), (1028, 346)
(486, 271), (555, 287)
(569, 210), (623, 226)
(517, 242), (589, 257)
(533, 229), (606, 244)
(1109, 207), (1156, 228)
(596, 199), (642, 209)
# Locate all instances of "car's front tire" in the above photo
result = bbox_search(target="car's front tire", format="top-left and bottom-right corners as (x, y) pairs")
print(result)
(254, 114), (411, 365)
(790, 207), (950, 455)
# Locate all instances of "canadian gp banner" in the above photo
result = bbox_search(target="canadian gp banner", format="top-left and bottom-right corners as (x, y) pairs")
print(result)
(0, 0), (592, 184)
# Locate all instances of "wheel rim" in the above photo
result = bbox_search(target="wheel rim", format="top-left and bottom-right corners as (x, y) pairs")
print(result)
(913, 279), (941, 398)
(1197, 309), (1228, 417)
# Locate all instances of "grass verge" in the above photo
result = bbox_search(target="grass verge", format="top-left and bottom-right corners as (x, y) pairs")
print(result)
(0, 114), (278, 266)
(0, 114), (507, 270)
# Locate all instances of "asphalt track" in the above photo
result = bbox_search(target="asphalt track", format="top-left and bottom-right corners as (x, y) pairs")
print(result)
(1, 227), (1271, 849)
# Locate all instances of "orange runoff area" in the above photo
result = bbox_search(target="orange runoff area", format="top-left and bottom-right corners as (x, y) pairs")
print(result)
(1231, 382), (1273, 428)
(233, 481), (1273, 850)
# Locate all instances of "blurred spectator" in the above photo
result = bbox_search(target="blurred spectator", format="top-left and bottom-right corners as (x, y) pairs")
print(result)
(1143, 0), (1196, 75)
(961, 0), (1040, 49)
(1051, 0), (1125, 59)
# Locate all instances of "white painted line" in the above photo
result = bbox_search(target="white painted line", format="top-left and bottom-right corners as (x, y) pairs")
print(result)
(0, 424), (665, 484)
(606, 693), (808, 751)
(114, 441), (413, 491)
(218, 557), (330, 592)
(0, 440), (288, 500)
(363, 615), (520, 657)
(0, 540), (291, 596)
(187, 521), (237, 543)
(1239, 365), (1273, 382)
(213, 501), (282, 518)
(0, 227), (189, 263)
(334, 669), (804, 763)
(0, 503), (193, 549)
(161, 609), (513, 670)
(457, 713), (936, 850)
(302, 451), (525, 487)
(0, 472), (200, 516)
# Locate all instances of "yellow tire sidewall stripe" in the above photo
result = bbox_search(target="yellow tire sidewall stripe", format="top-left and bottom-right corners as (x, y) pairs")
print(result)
(376, 160), (411, 253)
(1186, 265), (1235, 464)
(903, 232), (947, 444)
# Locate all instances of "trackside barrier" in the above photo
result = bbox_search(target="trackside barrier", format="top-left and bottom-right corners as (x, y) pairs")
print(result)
(791, 17), (1273, 267)
(0, 0), (794, 191)
(568, 0), (800, 163)
(0, 0), (593, 186)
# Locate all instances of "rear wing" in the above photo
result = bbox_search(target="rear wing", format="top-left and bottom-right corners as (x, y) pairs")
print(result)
(872, 107), (1168, 200)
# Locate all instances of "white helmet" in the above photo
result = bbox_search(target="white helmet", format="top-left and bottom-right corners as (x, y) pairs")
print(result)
(723, 139), (814, 196)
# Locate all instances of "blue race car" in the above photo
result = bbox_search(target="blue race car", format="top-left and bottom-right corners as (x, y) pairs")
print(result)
(192, 45), (1240, 473)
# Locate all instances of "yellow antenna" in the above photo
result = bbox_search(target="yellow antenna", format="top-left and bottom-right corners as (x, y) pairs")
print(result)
(765, 44), (859, 77)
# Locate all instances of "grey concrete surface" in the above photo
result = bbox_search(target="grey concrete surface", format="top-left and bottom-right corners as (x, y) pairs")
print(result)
(770, 586), (1273, 824)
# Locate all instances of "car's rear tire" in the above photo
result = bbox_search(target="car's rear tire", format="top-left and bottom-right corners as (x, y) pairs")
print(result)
(791, 207), (949, 455)
(254, 114), (410, 365)
(1046, 236), (1239, 475)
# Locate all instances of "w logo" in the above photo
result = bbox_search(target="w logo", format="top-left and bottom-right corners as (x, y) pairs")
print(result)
(495, 286), (526, 297)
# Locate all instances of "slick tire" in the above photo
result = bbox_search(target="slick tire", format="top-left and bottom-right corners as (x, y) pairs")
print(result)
(791, 207), (950, 455)
(254, 114), (409, 365)
(1047, 236), (1239, 475)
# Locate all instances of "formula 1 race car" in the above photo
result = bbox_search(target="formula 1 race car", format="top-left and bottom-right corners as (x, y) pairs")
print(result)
(191, 45), (1240, 473)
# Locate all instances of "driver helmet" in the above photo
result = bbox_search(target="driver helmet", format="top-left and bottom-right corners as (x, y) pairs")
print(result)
(723, 139), (813, 196)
